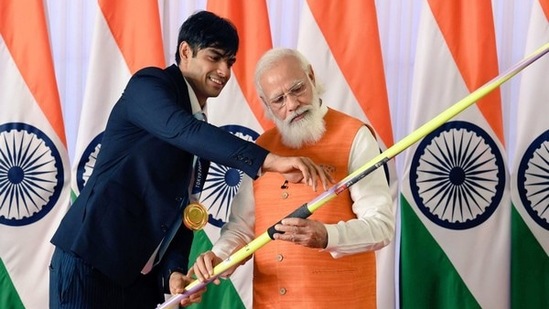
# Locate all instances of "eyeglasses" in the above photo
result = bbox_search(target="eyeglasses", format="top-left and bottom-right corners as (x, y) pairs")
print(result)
(265, 80), (308, 111)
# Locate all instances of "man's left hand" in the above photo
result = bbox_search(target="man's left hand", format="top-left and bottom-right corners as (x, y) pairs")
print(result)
(273, 217), (328, 248)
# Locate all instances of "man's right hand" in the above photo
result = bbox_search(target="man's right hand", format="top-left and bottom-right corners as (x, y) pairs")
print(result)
(191, 251), (237, 284)
(262, 153), (333, 191)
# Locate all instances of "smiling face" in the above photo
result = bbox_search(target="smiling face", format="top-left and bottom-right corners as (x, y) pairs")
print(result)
(258, 54), (326, 149)
(178, 42), (236, 106)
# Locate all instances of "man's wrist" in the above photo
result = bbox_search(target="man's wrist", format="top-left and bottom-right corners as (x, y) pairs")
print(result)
(169, 267), (186, 277)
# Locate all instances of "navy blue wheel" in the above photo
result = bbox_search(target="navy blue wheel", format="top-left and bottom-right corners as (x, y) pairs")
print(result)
(409, 121), (505, 230)
(76, 132), (103, 192)
(201, 125), (259, 227)
(516, 130), (549, 230)
(0, 123), (64, 226)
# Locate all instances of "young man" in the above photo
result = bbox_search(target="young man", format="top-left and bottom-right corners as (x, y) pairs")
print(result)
(192, 48), (395, 308)
(49, 13), (329, 309)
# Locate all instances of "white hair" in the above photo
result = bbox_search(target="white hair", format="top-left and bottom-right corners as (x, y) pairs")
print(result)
(254, 48), (325, 109)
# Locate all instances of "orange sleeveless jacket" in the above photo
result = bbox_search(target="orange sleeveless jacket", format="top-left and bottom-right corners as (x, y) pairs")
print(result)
(252, 108), (376, 309)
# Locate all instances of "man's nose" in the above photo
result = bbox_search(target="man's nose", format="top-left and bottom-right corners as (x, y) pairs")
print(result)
(284, 94), (300, 110)
(218, 62), (231, 77)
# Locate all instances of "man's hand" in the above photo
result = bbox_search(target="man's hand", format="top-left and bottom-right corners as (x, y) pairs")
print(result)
(272, 218), (328, 249)
(192, 251), (222, 283)
(191, 251), (243, 283)
(168, 271), (206, 307)
(262, 153), (333, 191)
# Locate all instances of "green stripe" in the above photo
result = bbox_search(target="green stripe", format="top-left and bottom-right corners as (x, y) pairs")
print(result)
(0, 259), (25, 309)
(187, 230), (246, 309)
(400, 195), (480, 309)
(511, 205), (549, 309)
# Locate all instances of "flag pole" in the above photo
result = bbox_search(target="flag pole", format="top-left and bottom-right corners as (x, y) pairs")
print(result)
(156, 41), (549, 309)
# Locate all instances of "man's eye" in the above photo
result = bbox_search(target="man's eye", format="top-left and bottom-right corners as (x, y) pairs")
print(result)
(271, 97), (284, 104)
(291, 84), (305, 94)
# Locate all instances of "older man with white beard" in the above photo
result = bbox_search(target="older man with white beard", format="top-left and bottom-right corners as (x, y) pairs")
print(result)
(192, 48), (395, 309)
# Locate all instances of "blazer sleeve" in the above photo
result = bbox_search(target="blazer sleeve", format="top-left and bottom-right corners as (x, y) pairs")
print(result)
(122, 67), (269, 179)
(158, 224), (193, 293)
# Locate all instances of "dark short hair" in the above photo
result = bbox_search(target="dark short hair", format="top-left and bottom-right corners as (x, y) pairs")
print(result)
(174, 10), (239, 64)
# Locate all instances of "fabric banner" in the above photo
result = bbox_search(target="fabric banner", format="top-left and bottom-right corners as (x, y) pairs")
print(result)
(187, 1), (273, 308)
(71, 0), (164, 198)
(0, 0), (71, 308)
(510, 0), (549, 308)
(399, 1), (510, 308)
(297, 1), (396, 308)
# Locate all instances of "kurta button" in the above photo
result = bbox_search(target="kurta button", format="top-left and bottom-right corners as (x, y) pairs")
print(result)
(175, 197), (182, 201)
(281, 191), (289, 199)
(279, 287), (286, 295)
(161, 224), (168, 232)
(276, 254), (283, 262)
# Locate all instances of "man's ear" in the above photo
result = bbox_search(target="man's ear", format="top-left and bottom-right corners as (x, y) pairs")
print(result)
(307, 64), (316, 85)
(179, 42), (192, 64)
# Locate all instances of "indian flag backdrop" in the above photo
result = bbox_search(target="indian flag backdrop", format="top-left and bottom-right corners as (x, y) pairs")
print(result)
(0, 0), (71, 308)
(187, 1), (273, 308)
(510, 0), (549, 308)
(400, 1), (510, 308)
(297, 1), (396, 308)
(71, 0), (164, 198)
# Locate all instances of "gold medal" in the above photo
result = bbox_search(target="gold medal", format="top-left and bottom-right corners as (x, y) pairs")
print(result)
(183, 202), (208, 230)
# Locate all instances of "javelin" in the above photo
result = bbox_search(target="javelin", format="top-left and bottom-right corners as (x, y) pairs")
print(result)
(157, 41), (549, 309)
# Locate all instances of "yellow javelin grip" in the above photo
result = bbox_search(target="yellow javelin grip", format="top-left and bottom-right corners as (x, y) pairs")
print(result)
(157, 41), (549, 309)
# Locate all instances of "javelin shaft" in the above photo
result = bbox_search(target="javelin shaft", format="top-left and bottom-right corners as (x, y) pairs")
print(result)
(157, 41), (549, 309)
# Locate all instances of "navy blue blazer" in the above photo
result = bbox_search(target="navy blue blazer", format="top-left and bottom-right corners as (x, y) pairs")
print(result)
(51, 64), (268, 287)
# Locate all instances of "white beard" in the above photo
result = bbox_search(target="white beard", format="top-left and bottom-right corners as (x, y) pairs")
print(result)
(272, 93), (326, 149)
